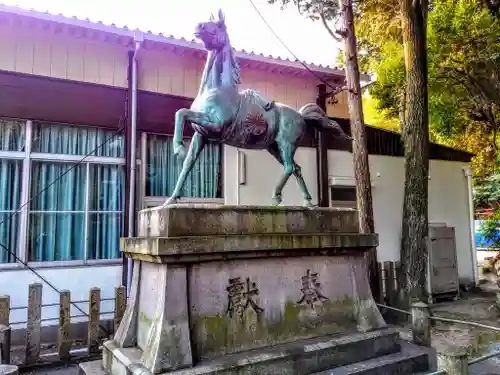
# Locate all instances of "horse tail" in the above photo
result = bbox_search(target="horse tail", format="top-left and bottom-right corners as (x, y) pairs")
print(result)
(298, 103), (352, 140)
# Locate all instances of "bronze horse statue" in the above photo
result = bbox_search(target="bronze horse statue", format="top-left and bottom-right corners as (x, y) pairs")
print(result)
(163, 9), (350, 207)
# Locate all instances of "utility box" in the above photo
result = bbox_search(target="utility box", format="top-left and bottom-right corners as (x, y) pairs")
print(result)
(427, 225), (460, 303)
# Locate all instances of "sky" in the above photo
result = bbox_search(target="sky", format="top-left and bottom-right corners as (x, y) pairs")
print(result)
(0, 0), (341, 67)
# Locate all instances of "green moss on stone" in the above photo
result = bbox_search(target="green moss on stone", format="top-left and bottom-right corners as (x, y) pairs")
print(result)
(192, 295), (359, 360)
(139, 311), (153, 325)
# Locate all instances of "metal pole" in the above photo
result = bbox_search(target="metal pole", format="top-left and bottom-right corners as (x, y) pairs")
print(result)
(126, 33), (143, 295)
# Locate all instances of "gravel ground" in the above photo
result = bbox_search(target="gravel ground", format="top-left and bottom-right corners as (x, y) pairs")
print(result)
(393, 276), (500, 374)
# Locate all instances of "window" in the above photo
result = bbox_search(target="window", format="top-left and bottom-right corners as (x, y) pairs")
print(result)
(0, 119), (125, 265)
(0, 159), (22, 263)
(32, 122), (123, 157)
(330, 186), (357, 209)
(145, 134), (222, 198)
(0, 119), (25, 263)
(0, 118), (25, 152)
(29, 162), (87, 261)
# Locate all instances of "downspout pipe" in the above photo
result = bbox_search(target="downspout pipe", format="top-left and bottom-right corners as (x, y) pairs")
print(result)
(463, 166), (479, 287)
(126, 33), (143, 295)
(316, 83), (329, 207)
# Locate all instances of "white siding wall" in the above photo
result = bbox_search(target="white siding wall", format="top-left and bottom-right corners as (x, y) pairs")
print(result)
(224, 146), (475, 283)
(1, 265), (121, 329)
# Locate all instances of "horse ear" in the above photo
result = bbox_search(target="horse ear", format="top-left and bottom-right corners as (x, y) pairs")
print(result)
(217, 9), (225, 23)
(209, 12), (215, 21)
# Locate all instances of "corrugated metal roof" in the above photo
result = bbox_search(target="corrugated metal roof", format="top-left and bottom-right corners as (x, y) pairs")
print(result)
(0, 3), (351, 78)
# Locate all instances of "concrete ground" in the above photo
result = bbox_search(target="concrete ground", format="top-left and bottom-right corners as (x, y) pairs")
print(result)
(20, 365), (78, 375)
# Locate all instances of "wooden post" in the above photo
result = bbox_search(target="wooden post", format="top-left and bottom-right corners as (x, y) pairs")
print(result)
(315, 83), (329, 208)
(0, 296), (10, 364)
(0, 296), (10, 326)
(394, 261), (402, 290)
(25, 283), (42, 364)
(384, 261), (395, 306)
(58, 290), (71, 360)
(377, 262), (385, 304)
(411, 302), (431, 347)
(0, 365), (19, 375)
(88, 287), (101, 354)
(114, 286), (126, 333)
(437, 348), (468, 375)
(0, 324), (11, 364)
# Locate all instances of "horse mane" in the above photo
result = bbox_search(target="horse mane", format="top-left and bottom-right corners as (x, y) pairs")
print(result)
(223, 38), (241, 86)
(198, 29), (240, 96)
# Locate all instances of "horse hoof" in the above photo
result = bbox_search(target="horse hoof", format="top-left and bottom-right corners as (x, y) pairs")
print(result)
(272, 197), (282, 206)
(173, 144), (186, 160)
(304, 200), (314, 208)
(161, 197), (178, 207)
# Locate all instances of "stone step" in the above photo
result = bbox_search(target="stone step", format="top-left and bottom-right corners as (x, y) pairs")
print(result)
(79, 360), (105, 375)
(312, 341), (429, 375)
(81, 327), (402, 375)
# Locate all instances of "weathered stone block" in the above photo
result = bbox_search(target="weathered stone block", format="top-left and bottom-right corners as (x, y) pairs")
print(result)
(94, 205), (386, 375)
(188, 256), (380, 359)
(121, 233), (378, 263)
(137, 205), (359, 238)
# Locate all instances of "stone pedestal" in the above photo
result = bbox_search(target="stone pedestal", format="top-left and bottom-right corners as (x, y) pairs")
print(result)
(90, 205), (386, 375)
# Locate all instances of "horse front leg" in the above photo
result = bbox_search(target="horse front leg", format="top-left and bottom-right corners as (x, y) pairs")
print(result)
(173, 109), (211, 161)
(162, 132), (207, 206)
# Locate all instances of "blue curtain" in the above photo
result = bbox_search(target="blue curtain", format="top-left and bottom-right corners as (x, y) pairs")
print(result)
(32, 122), (124, 157)
(29, 123), (125, 262)
(0, 119), (25, 151)
(0, 119), (24, 263)
(87, 165), (124, 260)
(0, 159), (22, 263)
(146, 135), (221, 197)
(29, 162), (86, 261)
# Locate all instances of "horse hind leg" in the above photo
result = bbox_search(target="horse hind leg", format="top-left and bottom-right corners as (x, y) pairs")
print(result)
(267, 142), (313, 207)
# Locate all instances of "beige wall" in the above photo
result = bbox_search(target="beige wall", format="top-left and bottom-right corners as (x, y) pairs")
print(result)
(137, 48), (336, 110)
(327, 91), (349, 119)
(0, 20), (350, 116)
(0, 21), (129, 88)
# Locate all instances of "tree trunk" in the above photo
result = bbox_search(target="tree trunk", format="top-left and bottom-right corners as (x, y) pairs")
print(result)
(400, 0), (430, 303)
(339, 0), (378, 297)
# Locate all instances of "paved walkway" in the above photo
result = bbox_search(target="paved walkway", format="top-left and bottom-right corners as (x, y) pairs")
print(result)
(19, 365), (78, 375)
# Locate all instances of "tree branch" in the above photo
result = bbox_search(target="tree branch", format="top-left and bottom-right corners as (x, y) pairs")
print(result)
(319, 11), (343, 41)
(327, 84), (348, 97)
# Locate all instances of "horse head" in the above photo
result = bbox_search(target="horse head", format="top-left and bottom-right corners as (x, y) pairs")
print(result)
(194, 9), (240, 91)
(195, 9), (229, 52)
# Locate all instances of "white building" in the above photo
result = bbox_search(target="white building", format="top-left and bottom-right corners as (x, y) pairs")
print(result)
(0, 5), (476, 337)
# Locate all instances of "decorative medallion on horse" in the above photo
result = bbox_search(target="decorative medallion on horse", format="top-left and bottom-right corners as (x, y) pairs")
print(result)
(163, 9), (351, 207)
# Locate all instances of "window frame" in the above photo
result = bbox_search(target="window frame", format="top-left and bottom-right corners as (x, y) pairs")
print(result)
(329, 184), (358, 210)
(0, 119), (132, 269)
(140, 132), (224, 209)
(0, 122), (225, 269)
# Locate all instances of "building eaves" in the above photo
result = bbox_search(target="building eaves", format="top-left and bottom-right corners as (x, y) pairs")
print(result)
(0, 3), (368, 80)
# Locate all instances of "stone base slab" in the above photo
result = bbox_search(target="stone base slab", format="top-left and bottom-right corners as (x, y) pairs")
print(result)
(137, 205), (359, 238)
(121, 233), (378, 263)
(80, 327), (400, 375)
